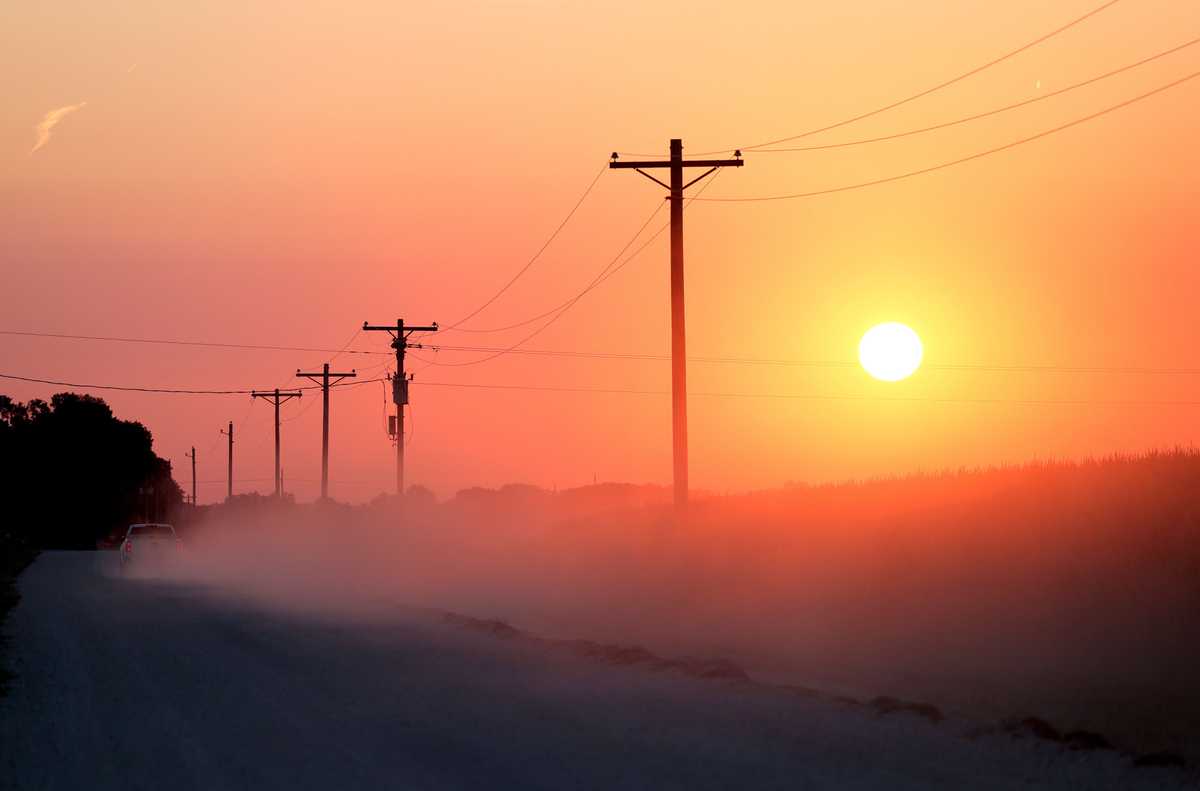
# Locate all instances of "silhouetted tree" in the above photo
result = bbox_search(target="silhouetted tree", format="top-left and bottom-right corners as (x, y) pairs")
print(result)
(0, 392), (182, 549)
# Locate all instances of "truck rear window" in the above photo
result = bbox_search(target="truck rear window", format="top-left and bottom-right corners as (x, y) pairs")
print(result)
(131, 525), (176, 539)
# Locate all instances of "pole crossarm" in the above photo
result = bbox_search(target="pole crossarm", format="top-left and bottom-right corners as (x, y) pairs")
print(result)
(610, 157), (744, 170)
(296, 370), (356, 384)
(251, 390), (303, 403)
(363, 322), (438, 338)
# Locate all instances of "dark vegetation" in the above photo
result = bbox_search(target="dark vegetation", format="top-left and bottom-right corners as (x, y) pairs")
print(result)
(0, 392), (182, 550)
(0, 530), (37, 696)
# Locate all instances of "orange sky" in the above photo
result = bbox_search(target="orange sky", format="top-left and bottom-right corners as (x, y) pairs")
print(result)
(3, 0), (1199, 502)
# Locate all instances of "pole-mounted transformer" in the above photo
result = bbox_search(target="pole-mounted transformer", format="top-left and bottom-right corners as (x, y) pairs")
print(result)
(363, 318), (438, 497)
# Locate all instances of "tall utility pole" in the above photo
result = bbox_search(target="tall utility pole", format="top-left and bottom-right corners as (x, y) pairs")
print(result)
(185, 446), (196, 507)
(362, 319), (438, 496)
(250, 388), (302, 497)
(219, 422), (233, 500)
(609, 140), (743, 513)
(296, 363), (356, 500)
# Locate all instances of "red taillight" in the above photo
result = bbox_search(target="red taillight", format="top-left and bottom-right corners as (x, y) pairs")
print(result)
(122, 541), (132, 554)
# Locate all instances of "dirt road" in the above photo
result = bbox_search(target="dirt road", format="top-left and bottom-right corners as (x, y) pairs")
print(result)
(1, 552), (1190, 790)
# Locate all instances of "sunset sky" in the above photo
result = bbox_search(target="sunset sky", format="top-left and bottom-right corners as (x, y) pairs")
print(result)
(3, 0), (1199, 502)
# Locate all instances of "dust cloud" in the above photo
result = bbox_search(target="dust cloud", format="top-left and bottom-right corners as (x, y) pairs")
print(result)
(151, 453), (1200, 759)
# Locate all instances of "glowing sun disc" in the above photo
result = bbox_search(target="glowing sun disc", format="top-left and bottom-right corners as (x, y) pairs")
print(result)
(859, 323), (923, 382)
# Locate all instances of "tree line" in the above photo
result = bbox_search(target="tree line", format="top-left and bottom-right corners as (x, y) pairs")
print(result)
(0, 392), (182, 549)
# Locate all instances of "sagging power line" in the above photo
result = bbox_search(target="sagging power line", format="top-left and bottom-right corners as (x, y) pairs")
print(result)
(11, 329), (1200, 377)
(442, 164), (607, 332)
(0, 329), (390, 357)
(620, 0), (1127, 158)
(415, 168), (726, 371)
(0, 372), (384, 396)
(9, 369), (1200, 408)
(751, 36), (1200, 153)
(412, 381), (1200, 408)
(696, 69), (1200, 202)
(419, 344), (1200, 376)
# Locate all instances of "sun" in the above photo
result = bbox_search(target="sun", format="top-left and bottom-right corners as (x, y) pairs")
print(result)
(859, 323), (923, 382)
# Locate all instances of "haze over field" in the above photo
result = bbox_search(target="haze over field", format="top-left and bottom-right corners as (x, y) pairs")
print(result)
(149, 452), (1200, 765)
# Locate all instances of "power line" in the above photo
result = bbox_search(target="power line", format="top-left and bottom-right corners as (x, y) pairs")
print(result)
(413, 169), (726, 367)
(436, 201), (668, 335)
(412, 200), (667, 366)
(414, 380), (1200, 407)
(6, 370), (1198, 409)
(0, 373), (257, 395)
(694, 68), (1200, 202)
(8, 329), (1200, 376)
(441, 172), (729, 338)
(420, 344), (1200, 376)
(753, 36), (1200, 153)
(282, 358), (391, 423)
(0, 372), (386, 396)
(620, 0), (1127, 158)
(321, 327), (365, 368)
(441, 163), (607, 331)
(0, 329), (390, 357)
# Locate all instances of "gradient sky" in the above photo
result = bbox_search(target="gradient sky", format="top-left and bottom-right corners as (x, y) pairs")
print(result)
(3, 0), (1199, 502)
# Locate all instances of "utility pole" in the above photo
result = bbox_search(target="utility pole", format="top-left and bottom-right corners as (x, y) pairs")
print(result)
(609, 140), (743, 514)
(362, 319), (438, 497)
(219, 422), (233, 500)
(296, 363), (356, 500)
(250, 388), (302, 497)
(185, 446), (196, 508)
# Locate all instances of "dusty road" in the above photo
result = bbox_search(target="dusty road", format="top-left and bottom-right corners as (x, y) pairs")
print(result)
(1, 552), (1192, 790)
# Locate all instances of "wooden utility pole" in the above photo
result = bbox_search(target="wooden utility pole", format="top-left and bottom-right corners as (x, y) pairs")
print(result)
(296, 363), (356, 500)
(250, 388), (302, 497)
(609, 140), (743, 513)
(219, 422), (233, 500)
(362, 319), (437, 496)
(185, 446), (196, 507)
